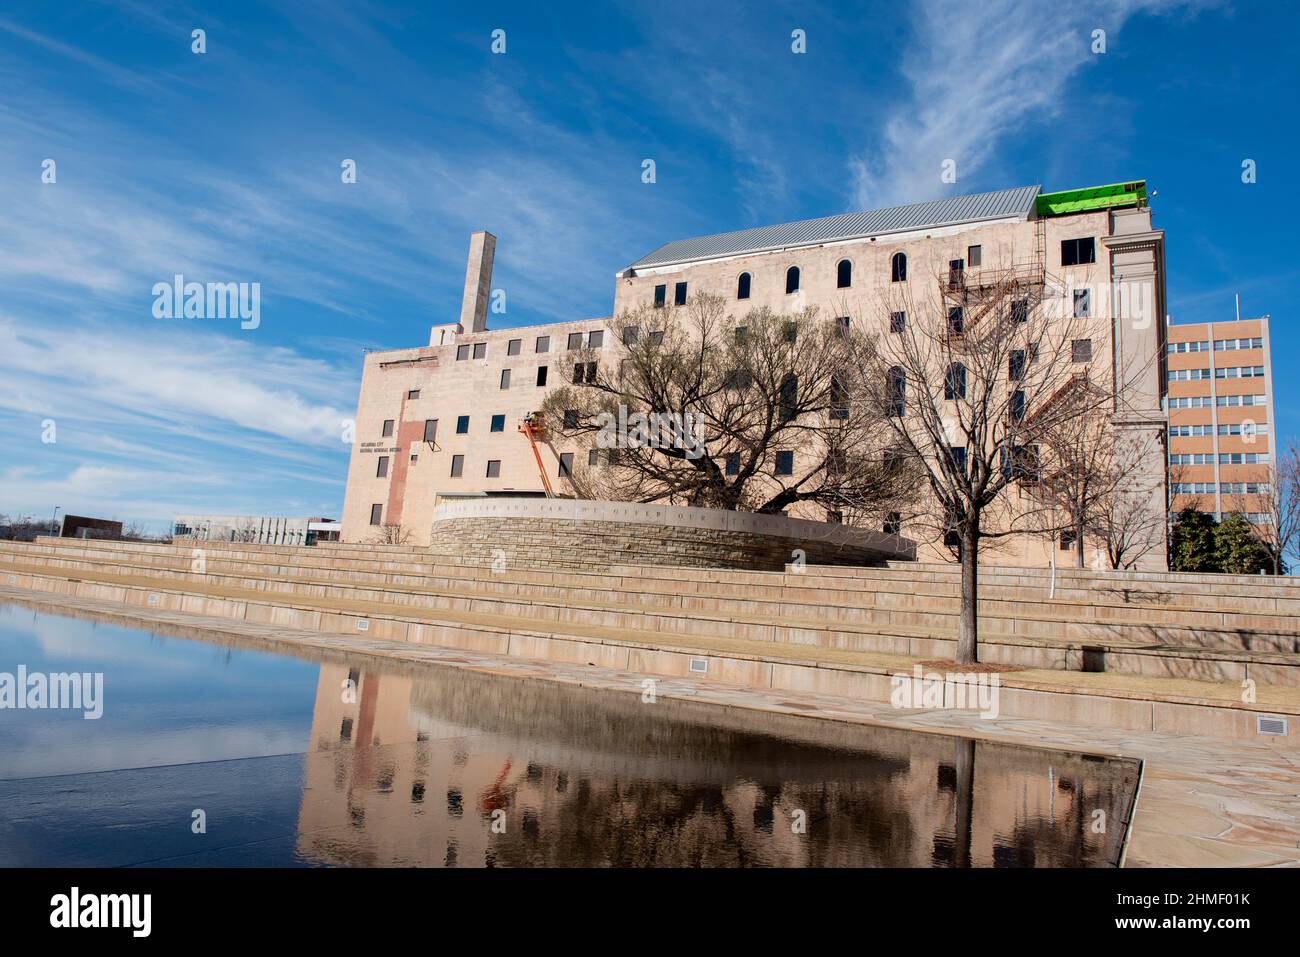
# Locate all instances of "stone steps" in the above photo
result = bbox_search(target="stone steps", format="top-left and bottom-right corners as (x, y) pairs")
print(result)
(16, 538), (1300, 632)
(4, 543), (1300, 684)
(3, 566), (1297, 748)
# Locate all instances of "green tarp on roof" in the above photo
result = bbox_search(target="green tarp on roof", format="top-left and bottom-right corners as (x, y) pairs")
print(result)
(1036, 181), (1146, 217)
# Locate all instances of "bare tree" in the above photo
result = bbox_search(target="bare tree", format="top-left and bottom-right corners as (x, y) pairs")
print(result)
(541, 294), (918, 524)
(1226, 441), (1300, 575)
(1089, 473), (1167, 569)
(848, 261), (1139, 663)
(367, 523), (412, 545)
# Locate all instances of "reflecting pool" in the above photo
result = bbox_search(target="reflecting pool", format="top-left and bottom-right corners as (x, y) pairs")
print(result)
(0, 602), (1138, 867)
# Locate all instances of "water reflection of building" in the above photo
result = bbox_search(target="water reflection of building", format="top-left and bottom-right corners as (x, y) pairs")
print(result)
(296, 662), (1137, 868)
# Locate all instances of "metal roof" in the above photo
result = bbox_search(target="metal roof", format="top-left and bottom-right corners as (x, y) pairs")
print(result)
(628, 184), (1041, 270)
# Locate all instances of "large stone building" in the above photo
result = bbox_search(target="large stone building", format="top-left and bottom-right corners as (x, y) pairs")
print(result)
(340, 182), (1169, 567)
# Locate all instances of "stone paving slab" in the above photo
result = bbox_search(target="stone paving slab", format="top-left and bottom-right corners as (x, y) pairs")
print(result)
(2, 586), (1296, 869)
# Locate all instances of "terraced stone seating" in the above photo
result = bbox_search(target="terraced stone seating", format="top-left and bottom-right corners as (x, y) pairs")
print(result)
(1, 536), (1297, 745)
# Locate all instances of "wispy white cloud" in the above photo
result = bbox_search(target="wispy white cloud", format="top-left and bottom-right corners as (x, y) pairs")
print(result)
(849, 0), (1212, 209)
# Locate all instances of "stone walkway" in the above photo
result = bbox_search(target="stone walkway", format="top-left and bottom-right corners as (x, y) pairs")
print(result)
(3, 585), (1297, 868)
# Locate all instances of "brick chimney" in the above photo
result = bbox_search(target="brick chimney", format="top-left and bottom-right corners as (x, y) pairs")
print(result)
(458, 230), (496, 333)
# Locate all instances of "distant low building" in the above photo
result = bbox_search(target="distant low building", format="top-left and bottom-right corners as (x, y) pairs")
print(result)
(60, 515), (124, 540)
(173, 514), (341, 545)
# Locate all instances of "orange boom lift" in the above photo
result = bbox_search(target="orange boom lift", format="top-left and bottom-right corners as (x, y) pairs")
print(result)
(518, 412), (554, 498)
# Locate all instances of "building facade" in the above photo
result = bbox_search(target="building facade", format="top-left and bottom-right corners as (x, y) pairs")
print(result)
(340, 183), (1169, 568)
(173, 514), (341, 545)
(1166, 315), (1275, 522)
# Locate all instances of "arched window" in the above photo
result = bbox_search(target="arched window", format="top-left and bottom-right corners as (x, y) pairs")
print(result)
(891, 252), (907, 282)
(945, 362), (967, 400)
(785, 265), (800, 294)
(836, 259), (852, 288)
(737, 272), (751, 300)
(888, 366), (905, 416)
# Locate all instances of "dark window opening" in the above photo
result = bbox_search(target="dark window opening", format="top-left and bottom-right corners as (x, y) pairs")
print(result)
(775, 450), (794, 476)
(450, 454), (464, 478)
(381, 419), (394, 437)
(891, 252), (907, 282)
(837, 259), (852, 288)
(536, 366), (548, 386)
(1061, 237), (1096, 266)
(653, 284), (666, 308)
(725, 452), (740, 476)
(945, 362), (966, 400)
(674, 282), (688, 306)
(490, 414), (505, 433)
(737, 272), (751, 299)
(785, 266), (800, 294)
(486, 459), (501, 478)
(558, 452), (573, 477)
(890, 311), (906, 334)
(376, 455), (389, 478)
(423, 419), (438, 443)
(472, 342), (486, 360)
(369, 504), (382, 526)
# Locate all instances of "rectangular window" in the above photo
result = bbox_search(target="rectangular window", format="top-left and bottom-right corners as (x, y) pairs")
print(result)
(535, 335), (550, 353)
(376, 455), (389, 478)
(382, 419), (394, 437)
(674, 281), (688, 306)
(890, 311), (905, 334)
(369, 504), (383, 526)
(507, 338), (521, 356)
(783, 321), (797, 343)
(450, 454), (464, 478)
(1072, 338), (1092, 362)
(775, 450), (794, 476)
(1010, 390), (1026, 422)
(472, 342), (486, 360)
(1011, 298), (1028, 324)
(1059, 530), (1076, 550)
(588, 449), (600, 467)
(567, 332), (583, 350)
(835, 316), (850, 337)
(947, 307), (964, 335)
(456, 415), (469, 434)
(967, 244), (982, 268)
(725, 452), (740, 476)
(947, 259), (964, 289)
(456, 344), (469, 361)
(490, 414), (505, 433)
(558, 452), (573, 477)
(735, 326), (747, 343)
(947, 446), (967, 476)
(500, 369), (511, 389)
(423, 419), (437, 443)
(623, 326), (640, 346)
(536, 366), (548, 386)
(653, 284), (666, 308)
(1009, 350), (1026, 382)
(588, 330), (604, 348)
(486, 459), (501, 478)
(407, 389), (420, 400)
(563, 409), (578, 429)
(883, 512), (902, 536)
(1073, 289), (1090, 318)
(649, 330), (664, 346)
(1061, 237), (1096, 266)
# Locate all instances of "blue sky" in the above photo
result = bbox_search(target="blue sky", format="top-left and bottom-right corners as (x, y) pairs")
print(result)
(0, 0), (1295, 531)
